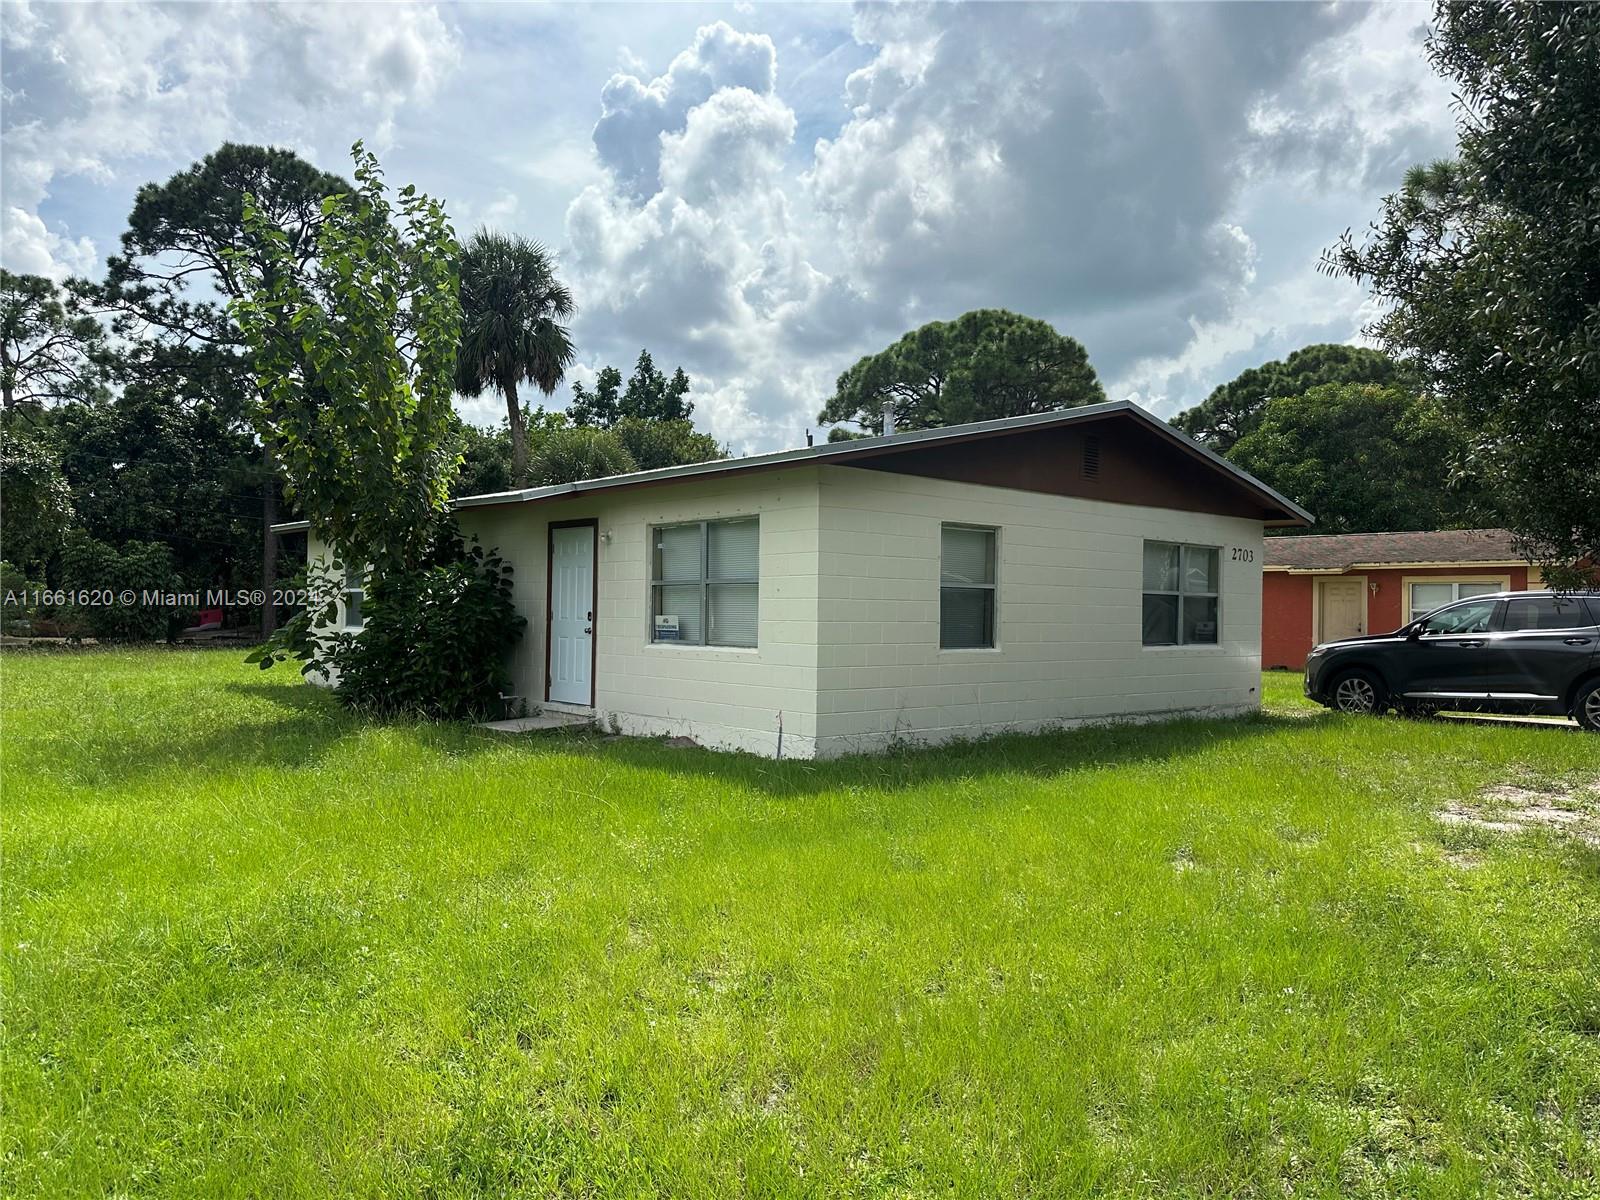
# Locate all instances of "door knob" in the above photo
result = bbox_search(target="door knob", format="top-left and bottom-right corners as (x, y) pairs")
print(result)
(1565, 637), (1593, 645)
(584, 626), (592, 635)
(1457, 639), (1484, 648)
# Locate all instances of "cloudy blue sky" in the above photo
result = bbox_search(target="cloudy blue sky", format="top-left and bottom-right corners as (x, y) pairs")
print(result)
(1, 1), (1458, 452)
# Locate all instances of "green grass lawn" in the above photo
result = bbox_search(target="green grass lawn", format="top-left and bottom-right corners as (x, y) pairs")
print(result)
(3, 650), (1598, 1198)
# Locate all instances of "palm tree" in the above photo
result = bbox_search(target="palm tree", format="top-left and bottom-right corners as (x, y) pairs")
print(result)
(455, 230), (576, 485)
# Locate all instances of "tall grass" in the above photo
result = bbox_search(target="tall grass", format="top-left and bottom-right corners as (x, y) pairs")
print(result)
(3, 650), (1597, 1197)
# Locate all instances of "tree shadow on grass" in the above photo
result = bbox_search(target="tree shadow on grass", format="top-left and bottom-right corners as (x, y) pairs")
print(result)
(23, 681), (514, 790)
(500, 708), (1338, 800)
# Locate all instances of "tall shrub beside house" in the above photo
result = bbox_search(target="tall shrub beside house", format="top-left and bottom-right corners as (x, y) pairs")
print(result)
(329, 528), (525, 720)
(232, 144), (525, 715)
(233, 142), (461, 578)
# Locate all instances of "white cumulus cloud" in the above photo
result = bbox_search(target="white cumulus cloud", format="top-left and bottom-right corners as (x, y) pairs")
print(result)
(0, 1), (461, 279)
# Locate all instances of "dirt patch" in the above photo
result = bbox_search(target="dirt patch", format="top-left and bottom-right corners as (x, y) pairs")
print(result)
(1170, 847), (1201, 873)
(1435, 778), (1600, 847)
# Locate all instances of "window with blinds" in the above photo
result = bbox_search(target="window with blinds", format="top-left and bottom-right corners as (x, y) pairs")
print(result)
(650, 517), (759, 647)
(940, 524), (997, 649)
(1142, 541), (1219, 645)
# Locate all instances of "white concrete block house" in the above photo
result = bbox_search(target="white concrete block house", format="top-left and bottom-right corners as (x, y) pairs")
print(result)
(278, 401), (1311, 758)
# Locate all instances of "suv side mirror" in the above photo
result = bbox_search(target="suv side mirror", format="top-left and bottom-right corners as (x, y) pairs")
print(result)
(1405, 623), (1423, 640)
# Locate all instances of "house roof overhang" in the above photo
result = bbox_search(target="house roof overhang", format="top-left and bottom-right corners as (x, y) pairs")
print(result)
(272, 400), (1313, 533)
(1265, 559), (1529, 575)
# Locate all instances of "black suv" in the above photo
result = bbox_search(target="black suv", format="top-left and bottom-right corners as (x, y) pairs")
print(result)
(1304, 590), (1600, 730)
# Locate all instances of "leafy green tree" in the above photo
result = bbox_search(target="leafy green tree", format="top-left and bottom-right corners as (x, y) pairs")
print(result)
(449, 407), (570, 498)
(0, 420), (74, 573)
(621, 350), (692, 423)
(450, 419), (515, 498)
(1, 559), (46, 635)
(567, 353), (719, 471)
(73, 142), (350, 634)
(454, 231), (576, 485)
(231, 143), (462, 577)
(1230, 383), (1490, 534)
(819, 309), (1104, 435)
(570, 353), (694, 427)
(91, 143), (348, 349)
(58, 532), (182, 641)
(610, 416), (723, 471)
(328, 527), (526, 719)
(527, 427), (636, 486)
(568, 365), (622, 428)
(48, 383), (262, 595)
(1325, 3), (1600, 586)
(1173, 344), (1412, 451)
(1, 271), (109, 411)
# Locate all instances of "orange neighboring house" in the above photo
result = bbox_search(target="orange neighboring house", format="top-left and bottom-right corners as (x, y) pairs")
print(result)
(1262, 528), (1541, 669)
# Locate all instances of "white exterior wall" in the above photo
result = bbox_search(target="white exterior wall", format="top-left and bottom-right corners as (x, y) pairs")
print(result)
(454, 467), (823, 757)
(302, 530), (350, 687)
(297, 463), (1268, 758)
(811, 466), (1264, 758)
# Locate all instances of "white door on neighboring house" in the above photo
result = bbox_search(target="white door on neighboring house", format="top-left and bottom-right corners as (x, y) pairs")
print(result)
(1319, 578), (1366, 643)
(548, 523), (595, 705)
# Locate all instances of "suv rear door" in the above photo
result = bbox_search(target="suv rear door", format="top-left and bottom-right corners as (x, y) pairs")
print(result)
(1480, 594), (1600, 700)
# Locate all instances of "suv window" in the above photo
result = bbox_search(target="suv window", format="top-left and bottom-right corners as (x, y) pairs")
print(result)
(1501, 595), (1594, 631)
(1418, 598), (1497, 635)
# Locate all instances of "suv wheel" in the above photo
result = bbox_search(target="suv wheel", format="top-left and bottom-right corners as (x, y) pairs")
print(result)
(1330, 669), (1387, 716)
(1575, 678), (1600, 732)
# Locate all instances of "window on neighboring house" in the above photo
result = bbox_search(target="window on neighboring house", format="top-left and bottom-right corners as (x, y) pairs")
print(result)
(940, 524), (997, 649)
(1143, 541), (1219, 646)
(1408, 580), (1501, 623)
(342, 562), (364, 629)
(650, 517), (759, 647)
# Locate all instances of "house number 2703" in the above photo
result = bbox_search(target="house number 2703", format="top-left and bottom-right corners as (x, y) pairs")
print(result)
(1231, 547), (1255, 563)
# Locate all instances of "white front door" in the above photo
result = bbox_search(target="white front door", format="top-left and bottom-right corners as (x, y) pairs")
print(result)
(548, 524), (594, 705)
(1319, 578), (1366, 642)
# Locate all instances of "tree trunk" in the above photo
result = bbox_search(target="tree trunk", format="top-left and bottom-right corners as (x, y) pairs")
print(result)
(506, 378), (527, 485)
(260, 443), (279, 638)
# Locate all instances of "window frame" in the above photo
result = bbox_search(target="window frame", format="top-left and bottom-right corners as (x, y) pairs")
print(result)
(1404, 576), (1510, 624)
(648, 516), (760, 649)
(939, 523), (1000, 651)
(1495, 593), (1596, 632)
(341, 561), (365, 630)
(1414, 596), (1500, 636)
(1142, 540), (1221, 648)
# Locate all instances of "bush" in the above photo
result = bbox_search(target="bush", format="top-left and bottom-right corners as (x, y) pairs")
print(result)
(58, 534), (181, 641)
(611, 417), (725, 471)
(0, 425), (74, 574)
(329, 528), (526, 720)
(527, 427), (635, 485)
(1, 560), (44, 636)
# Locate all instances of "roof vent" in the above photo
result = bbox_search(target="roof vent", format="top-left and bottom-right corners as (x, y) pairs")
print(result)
(1082, 435), (1102, 479)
